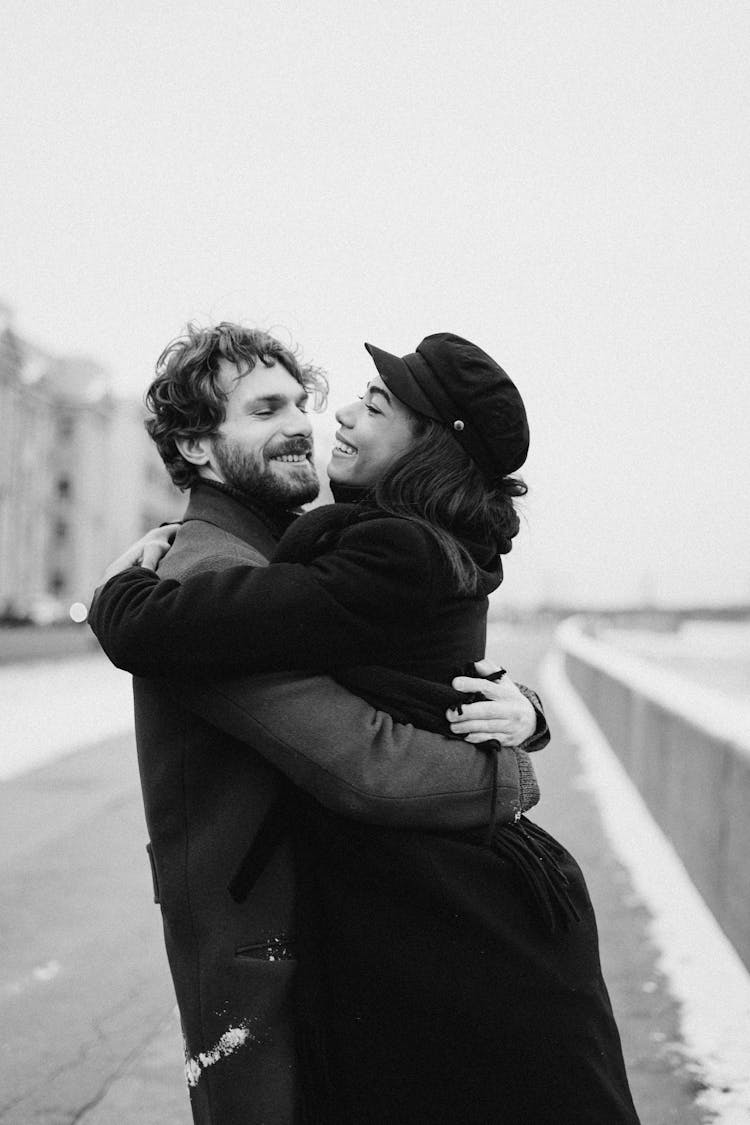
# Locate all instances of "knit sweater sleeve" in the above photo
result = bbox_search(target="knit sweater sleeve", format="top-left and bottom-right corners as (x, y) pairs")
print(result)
(89, 516), (439, 678)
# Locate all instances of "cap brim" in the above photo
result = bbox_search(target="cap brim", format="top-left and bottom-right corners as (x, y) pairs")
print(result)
(364, 342), (441, 420)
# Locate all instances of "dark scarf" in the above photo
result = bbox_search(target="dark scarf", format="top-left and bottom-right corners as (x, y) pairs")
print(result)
(328, 481), (372, 505)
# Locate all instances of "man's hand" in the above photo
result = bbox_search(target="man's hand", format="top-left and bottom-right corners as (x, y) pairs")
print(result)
(447, 659), (538, 746)
(98, 524), (181, 586)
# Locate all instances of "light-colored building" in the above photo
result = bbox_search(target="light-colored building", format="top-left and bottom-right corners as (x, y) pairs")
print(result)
(0, 306), (180, 621)
(104, 398), (184, 570)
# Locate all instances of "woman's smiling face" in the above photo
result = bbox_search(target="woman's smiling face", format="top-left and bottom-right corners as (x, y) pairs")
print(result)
(328, 375), (417, 488)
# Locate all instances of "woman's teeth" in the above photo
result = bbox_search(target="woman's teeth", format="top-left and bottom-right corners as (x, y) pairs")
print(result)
(334, 440), (357, 456)
(273, 454), (307, 462)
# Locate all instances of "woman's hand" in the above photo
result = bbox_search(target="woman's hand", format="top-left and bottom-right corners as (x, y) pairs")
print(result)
(447, 659), (538, 746)
(98, 524), (181, 586)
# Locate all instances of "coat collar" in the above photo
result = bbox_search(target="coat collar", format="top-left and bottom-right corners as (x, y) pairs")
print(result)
(181, 482), (295, 558)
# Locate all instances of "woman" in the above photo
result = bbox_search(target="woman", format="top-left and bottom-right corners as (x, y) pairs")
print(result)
(91, 333), (639, 1124)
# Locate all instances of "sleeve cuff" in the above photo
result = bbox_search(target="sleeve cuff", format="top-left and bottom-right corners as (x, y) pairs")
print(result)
(515, 684), (551, 753)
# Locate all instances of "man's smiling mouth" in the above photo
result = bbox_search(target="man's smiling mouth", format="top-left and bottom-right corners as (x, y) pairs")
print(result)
(268, 440), (313, 465)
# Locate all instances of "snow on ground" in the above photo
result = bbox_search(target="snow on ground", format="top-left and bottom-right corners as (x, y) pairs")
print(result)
(543, 646), (750, 1125)
(0, 653), (134, 780)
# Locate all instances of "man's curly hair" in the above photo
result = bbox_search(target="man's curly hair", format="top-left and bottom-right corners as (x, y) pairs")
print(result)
(144, 322), (328, 490)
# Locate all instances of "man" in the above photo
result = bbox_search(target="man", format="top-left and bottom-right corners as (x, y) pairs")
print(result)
(94, 322), (548, 1124)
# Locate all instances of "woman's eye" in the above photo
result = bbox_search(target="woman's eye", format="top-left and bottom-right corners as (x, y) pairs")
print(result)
(358, 397), (381, 416)
(357, 394), (382, 416)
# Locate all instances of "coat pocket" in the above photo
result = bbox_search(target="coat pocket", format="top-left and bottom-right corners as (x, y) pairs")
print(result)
(235, 937), (297, 962)
(146, 842), (160, 904)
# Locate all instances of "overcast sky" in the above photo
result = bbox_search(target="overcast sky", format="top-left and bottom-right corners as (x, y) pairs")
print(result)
(2, 1), (748, 607)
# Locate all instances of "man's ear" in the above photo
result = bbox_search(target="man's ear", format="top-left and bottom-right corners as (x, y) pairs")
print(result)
(175, 434), (213, 468)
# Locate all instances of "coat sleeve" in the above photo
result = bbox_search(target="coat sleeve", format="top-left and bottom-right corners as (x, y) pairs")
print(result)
(168, 672), (520, 830)
(89, 517), (436, 678)
(515, 684), (550, 752)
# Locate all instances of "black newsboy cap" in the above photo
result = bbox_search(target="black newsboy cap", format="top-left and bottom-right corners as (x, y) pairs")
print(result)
(364, 332), (529, 482)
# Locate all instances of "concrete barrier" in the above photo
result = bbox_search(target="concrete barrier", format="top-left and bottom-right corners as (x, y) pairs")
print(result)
(557, 617), (750, 972)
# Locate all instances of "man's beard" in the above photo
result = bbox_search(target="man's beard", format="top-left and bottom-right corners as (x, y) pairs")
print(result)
(212, 435), (320, 507)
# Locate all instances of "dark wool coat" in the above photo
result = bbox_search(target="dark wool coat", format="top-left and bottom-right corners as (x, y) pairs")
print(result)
(93, 498), (639, 1125)
(108, 485), (549, 1125)
(93, 504), (503, 681)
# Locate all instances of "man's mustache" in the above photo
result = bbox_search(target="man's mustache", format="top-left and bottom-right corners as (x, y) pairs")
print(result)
(266, 439), (313, 460)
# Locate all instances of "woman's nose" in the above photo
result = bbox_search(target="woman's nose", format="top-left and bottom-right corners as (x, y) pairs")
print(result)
(336, 402), (357, 428)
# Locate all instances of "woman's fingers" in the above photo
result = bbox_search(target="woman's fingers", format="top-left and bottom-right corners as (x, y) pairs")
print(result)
(451, 673), (518, 700)
(447, 673), (536, 745)
(448, 712), (517, 732)
(461, 731), (516, 745)
(452, 723), (527, 746)
(447, 699), (503, 720)
(452, 724), (517, 742)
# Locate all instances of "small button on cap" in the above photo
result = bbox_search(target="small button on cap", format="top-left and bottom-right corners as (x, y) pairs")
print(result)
(453, 419), (465, 431)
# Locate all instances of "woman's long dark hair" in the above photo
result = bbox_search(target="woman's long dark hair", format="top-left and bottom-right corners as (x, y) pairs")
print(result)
(374, 418), (527, 594)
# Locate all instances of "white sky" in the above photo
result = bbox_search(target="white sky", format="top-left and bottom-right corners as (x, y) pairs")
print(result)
(2, 0), (748, 607)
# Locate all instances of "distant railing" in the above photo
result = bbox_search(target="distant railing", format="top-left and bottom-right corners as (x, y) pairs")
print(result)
(557, 617), (750, 971)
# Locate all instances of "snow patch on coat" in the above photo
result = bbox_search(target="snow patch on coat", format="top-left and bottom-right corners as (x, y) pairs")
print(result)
(184, 1022), (256, 1087)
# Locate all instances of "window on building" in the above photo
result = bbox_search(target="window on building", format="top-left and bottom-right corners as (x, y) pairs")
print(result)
(55, 520), (67, 541)
(50, 571), (65, 594)
(57, 415), (74, 441)
(57, 476), (71, 498)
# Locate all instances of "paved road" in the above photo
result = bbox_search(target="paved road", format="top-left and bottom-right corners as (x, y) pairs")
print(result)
(0, 625), (97, 667)
(0, 733), (185, 1123)
(0, 625), (719, 1122)
(0, 654), (134, 780)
